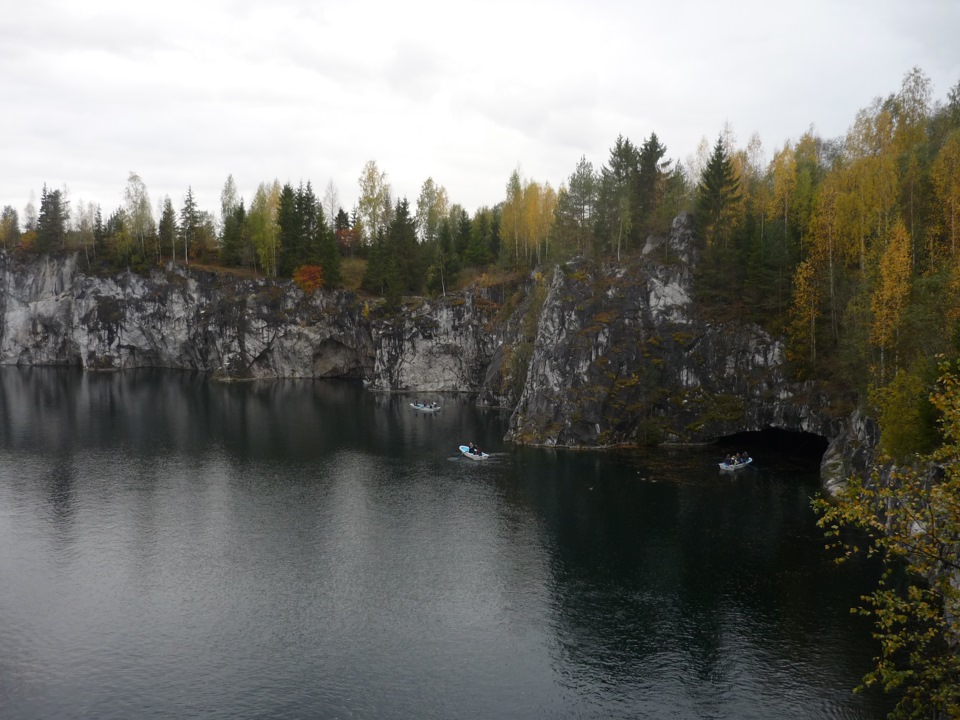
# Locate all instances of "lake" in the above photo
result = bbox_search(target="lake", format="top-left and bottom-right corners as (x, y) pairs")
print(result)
(0, 367), (891, 719)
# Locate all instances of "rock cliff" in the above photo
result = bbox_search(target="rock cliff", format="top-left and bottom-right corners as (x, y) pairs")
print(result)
(504, 214), (848, 447)
(0, 215), (868, 478)
(0, 253), (374, 379)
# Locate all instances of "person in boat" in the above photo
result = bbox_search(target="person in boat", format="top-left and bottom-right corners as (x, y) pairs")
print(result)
(468, 442), (482, 456)
(724, 454), (734, 465)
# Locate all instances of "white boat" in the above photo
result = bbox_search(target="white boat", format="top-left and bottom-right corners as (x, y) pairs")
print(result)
(459, 444), (489, 460)
(719, 457), (753, 472)
(410, 402), (441, 413)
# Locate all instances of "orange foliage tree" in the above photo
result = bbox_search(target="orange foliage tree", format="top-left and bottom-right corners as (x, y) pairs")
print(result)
(293, 265), (325, 294)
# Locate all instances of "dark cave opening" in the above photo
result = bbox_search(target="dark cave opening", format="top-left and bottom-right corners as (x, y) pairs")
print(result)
(714, 428), (830, 469)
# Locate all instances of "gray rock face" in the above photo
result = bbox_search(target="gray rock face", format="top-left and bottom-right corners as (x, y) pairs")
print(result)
(504, 214), (846, 447)
(820, 408), (880, 497)
(0, 255), (374, 379)
(368, 294), (502, 392)
(0, 254), (501, 393)
(0, 218), (875, 486)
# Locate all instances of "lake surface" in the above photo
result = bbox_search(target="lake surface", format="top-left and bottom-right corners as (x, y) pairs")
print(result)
(0, 368), (891, 719)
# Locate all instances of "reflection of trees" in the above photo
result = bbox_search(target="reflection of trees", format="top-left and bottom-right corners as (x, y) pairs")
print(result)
(0, 367), (511, 464)
(511, 448), (883, 704)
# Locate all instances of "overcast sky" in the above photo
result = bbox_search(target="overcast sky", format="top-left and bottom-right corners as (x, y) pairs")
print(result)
(2, 0), (958, 226)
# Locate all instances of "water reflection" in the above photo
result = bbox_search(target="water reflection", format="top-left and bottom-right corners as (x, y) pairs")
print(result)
(0, 367), (890, 719)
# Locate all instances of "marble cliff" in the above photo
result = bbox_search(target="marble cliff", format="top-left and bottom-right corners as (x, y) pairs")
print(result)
(0, 214), (873, 486)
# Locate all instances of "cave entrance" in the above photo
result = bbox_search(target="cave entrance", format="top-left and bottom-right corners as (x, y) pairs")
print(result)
(714, 428), (829, 470)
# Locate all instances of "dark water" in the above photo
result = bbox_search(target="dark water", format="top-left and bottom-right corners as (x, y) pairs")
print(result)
(0, 368), (891, 719)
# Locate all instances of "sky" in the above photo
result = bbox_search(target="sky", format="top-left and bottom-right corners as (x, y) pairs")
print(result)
(2, 0), (959, 226)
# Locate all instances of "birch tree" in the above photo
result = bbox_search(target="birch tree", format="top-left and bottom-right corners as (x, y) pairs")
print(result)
(870, 219), (912, 385)
(356, 160), (392, 244)
(123, 172), (154, 258)
(931, 130), (960, 259)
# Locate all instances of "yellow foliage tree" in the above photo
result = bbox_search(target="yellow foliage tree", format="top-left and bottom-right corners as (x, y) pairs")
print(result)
(931, 130), (960, 260)
(502, 171), (557, 268)
(843, 105), (900, 271)
(870, 219), (912, 384)
(815, 356), (960, 718)
(768, 142), (795, 227)
(788, 257), (820, 365)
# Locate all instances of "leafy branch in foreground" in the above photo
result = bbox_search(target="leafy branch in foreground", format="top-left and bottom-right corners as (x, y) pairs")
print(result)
(815, 356), (960, 719)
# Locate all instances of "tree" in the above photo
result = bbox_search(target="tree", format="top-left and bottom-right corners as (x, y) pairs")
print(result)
(0, 205), (20, 248)
(815, 356), (960, 719)
(23, 192), (37, 232)
(194, 211), (218, 262)
(893, 68), (932, 247)
(180, 186), (200, 265)
(276, 183), (300, 276)
(73, 200), (97, 267)
(500, 168), (524, 266)
(322, 180), (340, 231)
(788, 257), (820, 365)
(219, 174), (239, 234)
(636, 132), (670, 235)
(333, 208), (358, 257)
(276, 182), (340, 283)
(293, 264), (324, 294)
(356, 160), (392, 245)
(552, 156), (597, 258)
(696, 135), (741, 250)
(596, 135), (639, 260)
(249, 181), (280, 276)
(931, 130), (960, 260)
(93, 205), (104, 257)
(220, 201), (247, 267)
(158, 196), (177, 262)
(123, 172), (154, 260)
(464, 205), (497, 267)
(35, 184), (68, 253)
(870, 219), (912, 385)
(317, 208), (341, 287)
(415, 177), (449, 244)
(388, 197), (421, 292)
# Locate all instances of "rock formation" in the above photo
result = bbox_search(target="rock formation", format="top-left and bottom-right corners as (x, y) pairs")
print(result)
(0, 215), (873, 483)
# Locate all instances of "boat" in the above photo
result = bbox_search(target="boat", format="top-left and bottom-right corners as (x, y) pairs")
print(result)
(410, 402), (441, 413)
(718, 457), (753, 472)
(459, 444), (489, 460)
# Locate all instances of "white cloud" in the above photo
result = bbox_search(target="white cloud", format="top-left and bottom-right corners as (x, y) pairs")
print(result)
(1, 0), (958, 225)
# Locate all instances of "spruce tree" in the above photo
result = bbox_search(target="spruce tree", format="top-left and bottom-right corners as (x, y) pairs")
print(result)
(696, 136), (741, 250)
(180, 187), (199, 265)
(36, 185), (68, 253)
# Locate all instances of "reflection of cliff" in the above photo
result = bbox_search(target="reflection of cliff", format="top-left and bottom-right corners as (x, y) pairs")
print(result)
(0, 367), (509, 464)
(509, 449), (882, 703)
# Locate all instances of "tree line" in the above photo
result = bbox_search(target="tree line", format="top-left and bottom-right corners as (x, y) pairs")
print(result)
(1, 69), (959, 406)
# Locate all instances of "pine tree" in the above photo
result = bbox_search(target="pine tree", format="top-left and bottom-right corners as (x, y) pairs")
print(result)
(179, 187), (199, 265)
(553, 156), (596, 258)
(388, 198), (421, 293)
(596, 135), (639, 260)
(696, 136), (741, 250)
(637, 132), (669, 235)
(158, 197), (177, 262)
(220, 201), (246, 267)
(276, 183), (299, 276)
(36, 184), (68, 253)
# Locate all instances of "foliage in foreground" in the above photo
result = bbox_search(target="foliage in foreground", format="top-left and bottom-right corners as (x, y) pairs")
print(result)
(815, 356), (960, 719)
